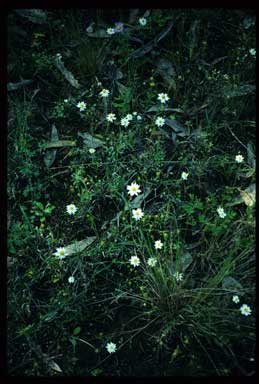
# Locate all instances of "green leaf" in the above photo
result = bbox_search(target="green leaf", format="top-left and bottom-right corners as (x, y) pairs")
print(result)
(78, 132), (105, 148)
(91, 368), (103, 376)
(73, 327), (81, 336)
(63, 237), (96, 256)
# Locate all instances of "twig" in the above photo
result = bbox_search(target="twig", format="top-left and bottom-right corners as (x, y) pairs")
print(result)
(226, 124), (248, 151)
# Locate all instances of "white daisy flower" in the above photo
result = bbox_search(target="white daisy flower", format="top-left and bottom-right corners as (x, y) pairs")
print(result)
(155, 116), (165, 127)
(100, 89), (110, 97)
(217, 206), (226, 218)
(132, 208), (144, 221)
(154, 240), (163, 250)
(133, 111), (137, 116)
(240, 304), (252, 316)
(127, 182), (141, 197)
(66, 204), (78, 215)
(89, 148), (96, 154)
(181, 171), (189, 180)
(120, 117), (130, 127)
(249, 48), (256, 56)
(107, 28), (115, 35)
(129, 255), (140, 267)
(64, 99), (69, 103)
(126, 114), (133, 121)
(235, 154), (244, 163)
(232, 295), (240, 304)
(54, 247), (68, 260)
(137, 115), (142, 120)
(139, 17), (147, 26)
(173, 272), (183, 282)
(77, 101), (87, 112)
(147, 257), (158, 267)
(68, 276), (75, 284)
(106, 342), (117, 353)
(157, 93), (170, 104)
(106, 113), (116, 123)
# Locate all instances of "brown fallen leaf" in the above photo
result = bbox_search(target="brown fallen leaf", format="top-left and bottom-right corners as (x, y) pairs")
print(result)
(240, 184), (256, 207)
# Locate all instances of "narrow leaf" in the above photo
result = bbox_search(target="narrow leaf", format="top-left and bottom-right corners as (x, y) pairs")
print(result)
(165, 119), (189, 135)
(221, 84), (255, 98)
(155, 58), (177, 90)
(147, 105), (183, 113)
(222, 276), (243, 293)
(54, 56), (80, 88)
(63, 237), (96, 256)
(240, 184), (256, 207)
(45, 140), (76, 148)
(247, 142), (255, 169)
(7, 80), (33, 91)
(78, 132), (105, 148)
(15, 9), (48, 24)
(44, 125), (59, 167)
(128, 188), (152, 209)
(180, 252), (193, 272)
(132, 21), (174, 58)
(48, 360), (63, 373)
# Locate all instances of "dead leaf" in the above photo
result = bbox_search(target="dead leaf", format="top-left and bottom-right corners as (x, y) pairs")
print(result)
(221, 84), (255, 98)
(45, 140), (76, 149)
(146, 105), (183, 113)
(165, 119), (189, 136)
(240, 184), (255, 207)
(128, 188), (152, 209)
(8, 80), (33, 91)
(131, 20), (174, 58)
(222, 276), (243, 294)
(78, 132), (105, 148)
(44, 125), (59, 167)
(59, 237), (96, 256)
(54, 55), (80, 88)
(128, 9), (140, 23)
(155, 58), (177, 90)
(247, 142), (255, 169)
(15, 9), (48, 24)
(48, 360), (63, 373)
(180, 252), (193, 272)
